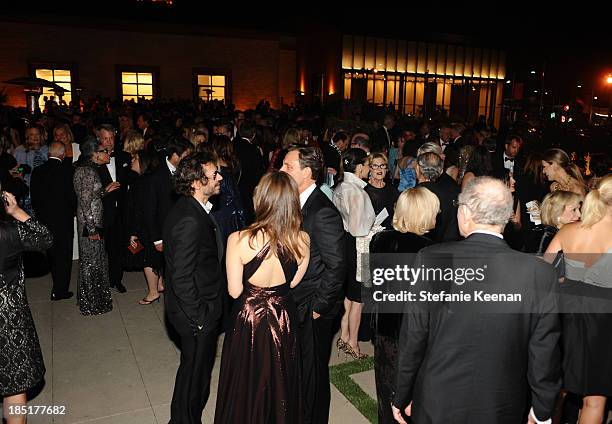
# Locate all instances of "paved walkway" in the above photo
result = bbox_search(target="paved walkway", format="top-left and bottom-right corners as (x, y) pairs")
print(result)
(24, 265), (374, 424)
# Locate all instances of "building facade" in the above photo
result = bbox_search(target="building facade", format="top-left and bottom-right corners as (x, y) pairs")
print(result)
(341, 35), (506, 125)
(0, 17), (296, 111)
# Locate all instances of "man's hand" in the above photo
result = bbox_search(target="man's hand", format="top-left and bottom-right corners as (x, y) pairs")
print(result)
(312, 311), (321, 320)
(391, 402), (412, 424)
(105, 182), (121, 193)
(154, 242), (163, 252)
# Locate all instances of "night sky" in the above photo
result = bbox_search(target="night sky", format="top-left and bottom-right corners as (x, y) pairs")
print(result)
(2, 3), (611, 100)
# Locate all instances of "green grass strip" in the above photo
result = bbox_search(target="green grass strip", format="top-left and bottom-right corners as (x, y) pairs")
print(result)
(329, 357), (377, 423)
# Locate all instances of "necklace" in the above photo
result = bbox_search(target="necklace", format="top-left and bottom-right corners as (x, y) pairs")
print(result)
(554, 176), (573, 192)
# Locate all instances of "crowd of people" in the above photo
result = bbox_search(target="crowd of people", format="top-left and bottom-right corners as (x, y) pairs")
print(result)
(0, 96), (610, 424)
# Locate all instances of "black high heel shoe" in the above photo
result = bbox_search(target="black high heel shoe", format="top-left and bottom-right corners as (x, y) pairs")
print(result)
(138, 295), (160, 305)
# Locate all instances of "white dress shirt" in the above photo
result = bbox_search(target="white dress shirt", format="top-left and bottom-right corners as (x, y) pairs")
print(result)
(299, 183), (317, 208)
(195, 198), (213, 214)
(106, 156), (117, 182)
(332, 172), (376, 237)
(71, 142), (81, 163)
(467, 229), (503, 239)
(503, 153), (515, 172)
(166, 158), (176, 175)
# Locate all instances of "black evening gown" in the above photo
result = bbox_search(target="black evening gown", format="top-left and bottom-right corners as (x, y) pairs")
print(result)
(0, 218), (53, 396)
(123, 172), (162, 272)
(560, 253), (612, 397)
(364, 183), (400, 229)
(214, 243), (302, 424)
(368, 230), (433, 424)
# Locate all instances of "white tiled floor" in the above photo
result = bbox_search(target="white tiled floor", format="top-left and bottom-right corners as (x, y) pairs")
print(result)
(23, 264), (373, 424)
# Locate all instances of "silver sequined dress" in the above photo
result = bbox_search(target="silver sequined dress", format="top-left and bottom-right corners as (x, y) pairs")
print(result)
(74, 162), (113, 316)
(0, 218), (52, 396)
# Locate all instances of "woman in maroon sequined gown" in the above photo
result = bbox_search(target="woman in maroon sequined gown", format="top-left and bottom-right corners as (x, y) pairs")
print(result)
(214, 171), (310, 424)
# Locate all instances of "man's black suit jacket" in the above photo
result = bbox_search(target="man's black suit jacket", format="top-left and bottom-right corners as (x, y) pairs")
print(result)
(492, 150), (524, 181)
(146, 162), (177, 245)
(30, 158), (76, 234)
(292, 187), (345, 319)
(372, 127), (392, 153)
(97, 152), (131, 227)
(163, 196), (222, 335)
(419, 173), (461, 242)
(393, 233), (561, 423)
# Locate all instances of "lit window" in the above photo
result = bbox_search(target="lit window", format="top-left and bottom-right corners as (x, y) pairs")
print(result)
(121, 72), (154, 102)
(197, 74), (226, 102)
(35, 68), (72, 108)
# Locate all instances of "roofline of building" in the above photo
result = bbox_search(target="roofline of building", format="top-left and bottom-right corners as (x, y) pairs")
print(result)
(0, 13), (297, 46)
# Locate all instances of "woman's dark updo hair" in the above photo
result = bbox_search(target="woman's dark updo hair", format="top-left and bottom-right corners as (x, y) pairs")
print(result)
(342, 148), (368, 173)
(173, 151), (216, 197)
(335, 148), (368, 186)
(77, 137), (99, 163)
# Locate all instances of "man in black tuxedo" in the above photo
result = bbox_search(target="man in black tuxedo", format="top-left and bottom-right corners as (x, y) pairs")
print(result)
(96, 124), (130, 293)
(437, 125), (452, 152)
(372, 114), (395, 154)
(493, 134), (524, 181)
(281, 147), (345, 424)
(449, 122), (467, 148)
(321, 130), (349, 187)
(415, 145), (461, 242)
(233, 120), (265, 224)
(164, 152), (224, 424)
(30, 142), (76, 300)
(392, 176), (561, 424)
(147, 138), (192, 256)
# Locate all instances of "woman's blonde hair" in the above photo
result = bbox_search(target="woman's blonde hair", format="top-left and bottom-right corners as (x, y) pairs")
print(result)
(53, 123), (74, 144)
(393, 187), (439, 235)
(123, 130), (145, 154)
(282, 128), (301, 149)
(540, 190), (583, 227)
(244, 171), (309, 260)
(543, 148), (585, 186)
(581, 174), (612, 228)
(369, 153), (388, 165)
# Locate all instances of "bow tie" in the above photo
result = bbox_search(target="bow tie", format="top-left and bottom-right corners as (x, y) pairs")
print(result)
(504, 156), (514, 163)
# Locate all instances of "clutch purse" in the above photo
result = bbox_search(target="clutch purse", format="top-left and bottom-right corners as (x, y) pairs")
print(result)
(128, 240), (145, 255)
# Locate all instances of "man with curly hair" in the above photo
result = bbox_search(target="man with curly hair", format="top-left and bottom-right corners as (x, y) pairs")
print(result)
(163, 152), (224, 424)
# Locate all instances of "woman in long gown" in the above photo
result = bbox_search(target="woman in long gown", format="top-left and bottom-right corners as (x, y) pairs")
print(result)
(545, 174), (612, 424)
(0, 190), (52, 424)
(73, 138), (116, 316)
(368, 187), (438, 424)
(214, 171), (310, 424)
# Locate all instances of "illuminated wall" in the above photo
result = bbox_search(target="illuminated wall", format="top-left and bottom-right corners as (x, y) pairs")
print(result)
(342, 35), (506, 125)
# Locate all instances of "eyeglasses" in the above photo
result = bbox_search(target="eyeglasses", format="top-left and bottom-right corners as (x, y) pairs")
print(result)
(202, 169), (221, 182)
(370, 164), (387, 170)
(96, 148), (109, 154)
